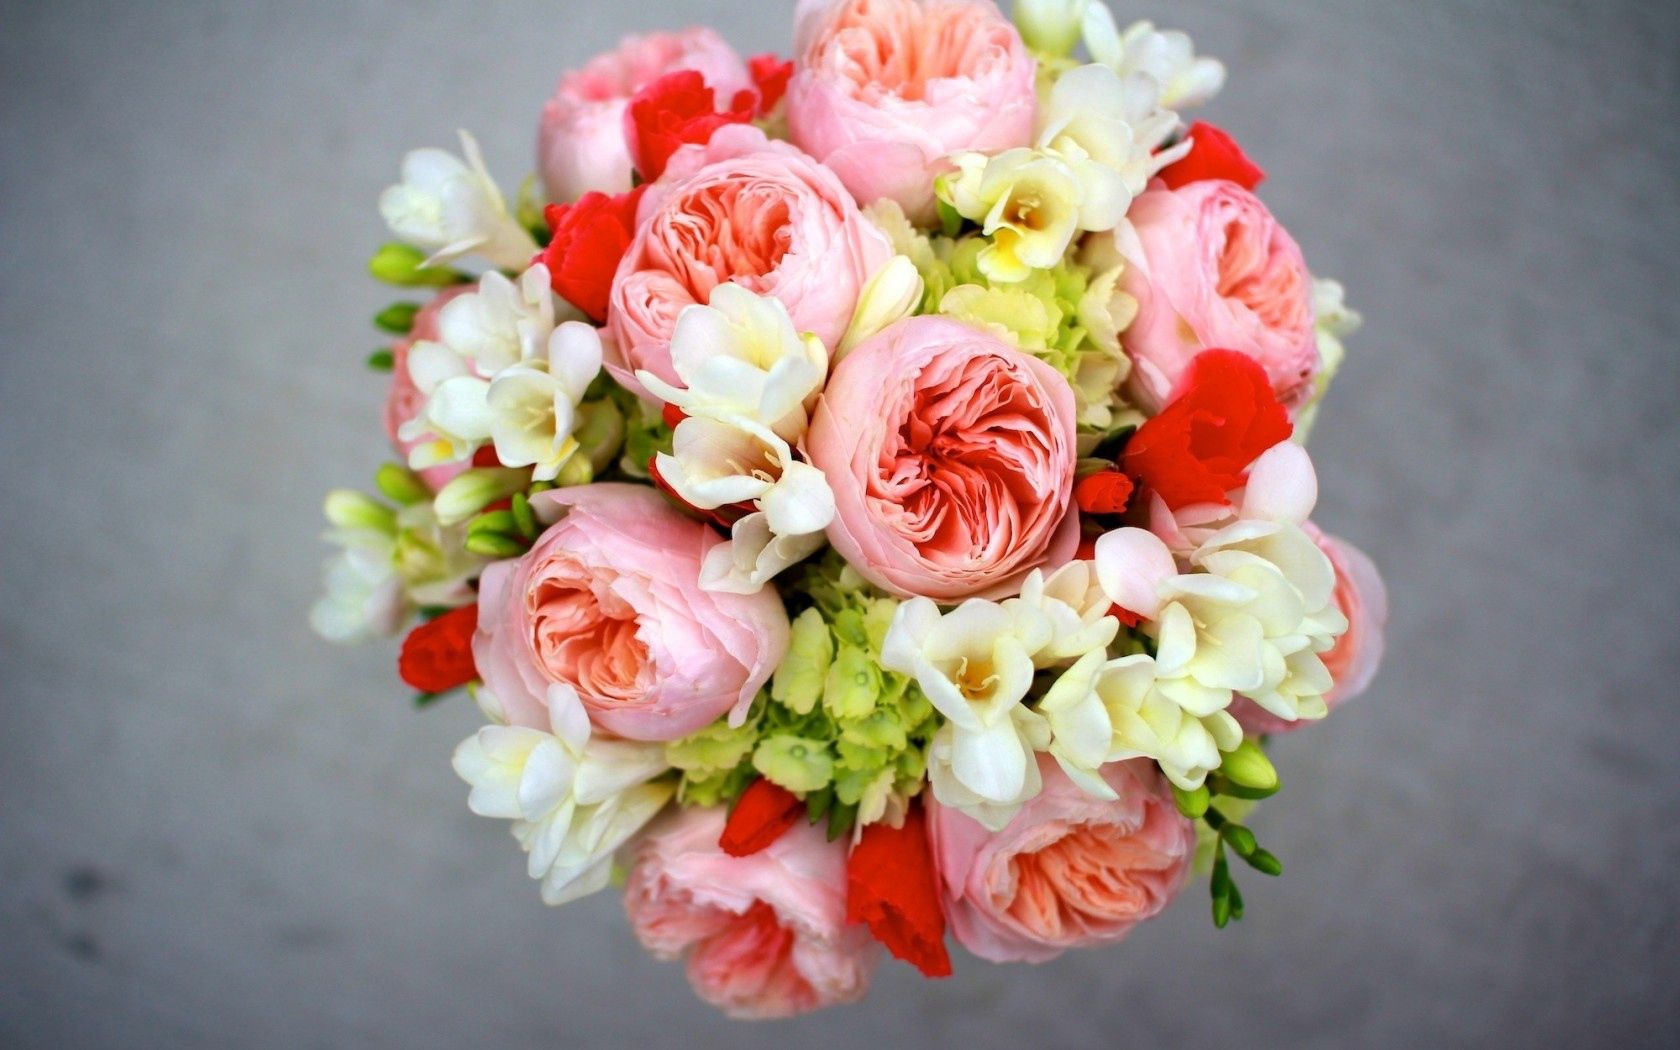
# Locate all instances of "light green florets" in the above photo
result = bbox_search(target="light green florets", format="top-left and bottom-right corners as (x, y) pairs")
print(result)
(665, 553), (939, 833)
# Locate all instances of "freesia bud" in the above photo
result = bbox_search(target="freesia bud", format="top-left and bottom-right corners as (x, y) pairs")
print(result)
(323, 489), (395, 534)
(1219, 738), (1280, 796)
(839, 255), (923, 356)
(432, 467), (530, 525)
(555, 452), (594, 488)
(374, 462), (431, 506)
(368, 242), (466, 287)
(1013, 0), (1089, 57)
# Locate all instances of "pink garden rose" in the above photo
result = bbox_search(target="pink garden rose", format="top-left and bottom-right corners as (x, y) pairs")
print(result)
(928, 756), (1194, 963)
(383, 287), (470, 492)
(1110, 180), (1320, 414)
(1232, 526), (1388, 735)
(624, 806), (878, 1019)
(786, 0), (1037, 223)
(604, 124), (891, 395)
(472, 484), (789, 740)
(806, 315), (1080, 600)
(537, 29), (751, 203)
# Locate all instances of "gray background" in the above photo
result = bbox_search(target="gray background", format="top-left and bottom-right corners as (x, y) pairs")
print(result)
(2, 0), (1676, 1046)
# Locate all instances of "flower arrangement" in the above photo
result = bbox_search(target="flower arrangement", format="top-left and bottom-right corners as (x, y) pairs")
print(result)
(314, 0), (1387, 1019)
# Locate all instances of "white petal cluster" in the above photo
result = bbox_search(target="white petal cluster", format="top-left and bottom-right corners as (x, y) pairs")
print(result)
(637, 284), (837, 594)
(379, 130), (538, 271)
(1085, 13), (1227, 111)
(399, 264), (603, 481)
(453, 685), (673, 906)
(309, 491), (480, 643)
(1080, 444), (1347, 788)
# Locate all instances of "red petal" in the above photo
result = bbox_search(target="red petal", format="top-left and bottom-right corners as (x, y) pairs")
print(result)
(397, 604), (479, 693)
(846, 805), (952, 978)
(1074, 470), (1135, 516)
(719, 778), (804, 857)
(1158, 121), (1266, 191)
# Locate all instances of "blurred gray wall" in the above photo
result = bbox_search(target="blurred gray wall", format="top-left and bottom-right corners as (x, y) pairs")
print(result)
(2, 0), (1677, 1046)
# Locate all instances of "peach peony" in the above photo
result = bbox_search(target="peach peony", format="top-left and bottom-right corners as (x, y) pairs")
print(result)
(1106, 180), (1320, 413)
(624, 806), (878, 1019)
(928, 755), (1194, 963)
(786, 0), (1037, 223)
(806, 315), (1080, 600)
(537, 29), (751, 203)
(604, 124), (891, 396)
(472, 484), (788, 740)
(1231, 526), (1387, 735)
(383, 287), (471, 492)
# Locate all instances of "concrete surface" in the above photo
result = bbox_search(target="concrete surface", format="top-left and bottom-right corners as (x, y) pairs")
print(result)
(2, 0), (1677, 1046)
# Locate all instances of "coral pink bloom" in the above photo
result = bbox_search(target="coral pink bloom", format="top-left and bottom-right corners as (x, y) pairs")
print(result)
(1232, 527), (1387, 734)
(787, 0), (1037, 222)
(472, 484), (789, 740)
(1108, 180), (1319, 414)
(605, 124), (890, 396)
(624, 806), (878, 1019)
(383, 287), (470, 492)
(806, 315), (1079, 600)
(537, 29), (750, 203)
(928, 756), (1194, 963)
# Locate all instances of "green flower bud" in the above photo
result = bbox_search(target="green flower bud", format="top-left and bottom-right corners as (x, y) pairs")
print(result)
(1172, 783), (1211, 820)
(1244, 848), (1283, 877)
(433, 468), (529, 525)
(374, 462), (430, 506)
(772, 609), (832, 715)
(753, 734), (834, 794)
(1220, 738), (1280, 795)
(366, 348), (395, 372)
(573, 399), (626, 474)
(368, 242), (466, 287)
(323, 490), (395, 534)
(464, 532), (527, 558)
(374, 301), (421, 334)
(467, 509), (517, 536)
(555, 452), (593, 488)
(510, 491), (538, 540)
(1221, 823), (1258, 859)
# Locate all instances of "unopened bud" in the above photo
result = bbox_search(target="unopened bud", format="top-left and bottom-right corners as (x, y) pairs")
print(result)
(433, 467), (530, 525)
(368, 242), (466, 287)
(375, 462), (430, 506)
(323, 489), (394, 533)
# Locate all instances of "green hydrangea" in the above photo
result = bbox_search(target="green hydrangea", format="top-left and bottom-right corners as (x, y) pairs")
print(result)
(664, 552), (941, 834)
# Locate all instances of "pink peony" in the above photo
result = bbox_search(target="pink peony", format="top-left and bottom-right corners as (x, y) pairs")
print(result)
(623, 806), (878, 1019)
(786, 0), (1037, 223)
(928, 756), (1194, 963)
(383, 287), (470, 492)
(1110, 180), (1320, 414)
(1232, 527), (1388, 735)
(805, 315), (1080, 601)
(537, 29), (751, 204)
(472, 484), (789, 740)
(604, 124), (891, 396)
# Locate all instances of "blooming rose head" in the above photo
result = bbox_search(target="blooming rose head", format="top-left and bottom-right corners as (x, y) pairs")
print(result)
(537, 29), (751, 203)
(1232, 526), (1387, 734)
(623, 805), (878, 1019)
(787, 0), (1037, 223)
(928, 755), (1193, 963)
(1110, 180), (1319, 413)
(472, 483), (789, 740)
(806, 315), (1079, 600)
(605, 125), (891, 396)
(384, 287), (472, 492)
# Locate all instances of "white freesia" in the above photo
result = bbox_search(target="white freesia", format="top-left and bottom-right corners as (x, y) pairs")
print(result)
(1008, 561), (1119, 666)
(1295, 278), (1363, 441)
(452, 684), (673, 906)
(1039, 649), (1244, 792)
(398, 341), (488, 469)
(839, 255), (924, 356)
(379, 129), (539, 270)
(654, 415), (835, 537)
(700, 512), (828, 595)
(483, 322), (603, 480)
(1084, 11), (1226, 110)
(881, 597), (1054, 826)
(637, 284), (828, 440)
(1012, 0), (1091, 56)
(436, 265), (558, 375)
(1036, 63), (1187, 230)
(940, 148), (1088, 283)
(309, 491), (479, 642)
(926, 709), (1050, 832)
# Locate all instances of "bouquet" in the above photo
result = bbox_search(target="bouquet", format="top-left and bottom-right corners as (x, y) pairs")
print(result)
(313, 0), (1388, 1019)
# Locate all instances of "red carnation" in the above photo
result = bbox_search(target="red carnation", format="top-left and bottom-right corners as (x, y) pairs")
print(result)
(397, 604), (479, 693)
(739, 53), (794, 115)
(625, 69), (753, 183)
(845, 805), (953, 978)
(719, 778), (805, 857)
(1074, 470), (1135, 517)
(1158, 121), (1266, 191)
(541, 185), (645, 323)
(1123, 349), (1292, 509)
